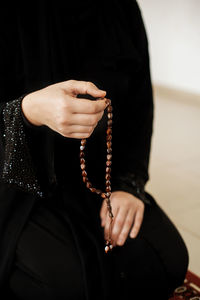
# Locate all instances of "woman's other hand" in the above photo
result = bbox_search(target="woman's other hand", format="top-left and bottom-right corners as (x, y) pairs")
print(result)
(100, 191), (145, 247)
(21, 80), (108, 139)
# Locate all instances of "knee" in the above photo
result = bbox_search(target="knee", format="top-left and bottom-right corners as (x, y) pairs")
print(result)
(166, 236), (189, 289)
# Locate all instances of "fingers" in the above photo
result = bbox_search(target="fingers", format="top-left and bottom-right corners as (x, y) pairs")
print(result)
(129, 206), (144, 239)
(116, 209), (135, 246)
(100, 191), (145, 248)
(57, 110), (104, 139)
(105, 207), (128, 246)
(71, 96), (108, 114)
(70, 110), (104, 126)
(104, 206), (119, 241)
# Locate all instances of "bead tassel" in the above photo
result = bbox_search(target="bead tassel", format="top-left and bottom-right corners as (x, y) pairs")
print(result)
(80, 98), (114, 253)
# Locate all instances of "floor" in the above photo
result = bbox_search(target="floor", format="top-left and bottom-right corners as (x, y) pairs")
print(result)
(146, 86), (200, 277)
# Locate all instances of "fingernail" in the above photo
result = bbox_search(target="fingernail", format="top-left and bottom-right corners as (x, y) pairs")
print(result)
(130, 233), (136, 239)
(117, 238), (124, 245)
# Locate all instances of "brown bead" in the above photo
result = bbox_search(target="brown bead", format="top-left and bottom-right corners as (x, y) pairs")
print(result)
(86, 181), (92, 188)
(105, 98), (111, 106)
(83, 176), (88, 183)
(81, 163), (85, 170)
(107, 128), (112, 135)
(81, 139), (87, 146)
(107, 141), (112, 149)
(106, 186), (111, 192)
(89, 187), (96, 193)
(108, 113), (113, 119)
(107, 148), (112, 154)
(107, 106), (113, 113)
(106, 135), (112, 141)
(101, 193), (107, 199)
(106, 180), (111, 186)
(105, 173), (111, 180)
(96, 189), (102, 195)
(105, 245), (110, 253)
(80, 158), (85, 164)
(107, 154), (112, 160)
(106, 192), (111, 197)
(106, 167), (111, 173)
(107, 120), (112, 126)
(82, 170), (87, 177)
(106, 161), (112, 166)
(80, 152), (85, 158)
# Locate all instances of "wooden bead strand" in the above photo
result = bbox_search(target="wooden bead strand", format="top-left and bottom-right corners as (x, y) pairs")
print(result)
(80, 98), (114, 253)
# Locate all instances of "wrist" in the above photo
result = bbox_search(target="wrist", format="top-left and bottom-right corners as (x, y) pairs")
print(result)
(21, 93), (43, 126)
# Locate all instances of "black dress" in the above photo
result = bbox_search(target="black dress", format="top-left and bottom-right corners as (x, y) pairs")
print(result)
(0, 1), (189, 299)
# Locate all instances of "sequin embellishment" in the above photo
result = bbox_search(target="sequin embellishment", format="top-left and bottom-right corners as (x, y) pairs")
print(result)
(1, 96), (43, 198)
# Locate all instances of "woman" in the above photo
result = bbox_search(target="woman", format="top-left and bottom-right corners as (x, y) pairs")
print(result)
(0, 0), (188, 299)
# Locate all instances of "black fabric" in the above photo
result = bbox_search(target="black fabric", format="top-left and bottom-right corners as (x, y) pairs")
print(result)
(0, 1), (189, 298)
(8, 189), (188, 300)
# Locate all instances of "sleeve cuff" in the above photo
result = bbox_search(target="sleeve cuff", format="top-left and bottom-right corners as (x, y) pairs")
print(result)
(111, 171), (152, 205)
(1, 96), (43, 197)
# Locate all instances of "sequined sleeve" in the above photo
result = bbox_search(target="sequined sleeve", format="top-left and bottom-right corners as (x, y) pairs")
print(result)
(0, 96), (43, 198)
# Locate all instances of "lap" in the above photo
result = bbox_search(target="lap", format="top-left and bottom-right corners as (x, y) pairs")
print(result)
(8, 192), (189, 300)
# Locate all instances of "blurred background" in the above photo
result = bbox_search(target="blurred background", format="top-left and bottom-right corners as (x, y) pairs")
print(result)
(138, 0), (200, 276)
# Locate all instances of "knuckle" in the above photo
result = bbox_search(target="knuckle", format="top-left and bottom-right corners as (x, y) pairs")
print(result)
(98, 111), (104, 121)
(58, 115), (69, 128)
(88, 127), (94, 134)
(89, 125), (94, 132)
(58, 97), (70, 112)
(139, 201), (144, 209)
(89, 104), (97, 114)
(126, 219), (133, 227)
(112, 227), (119, 236)
(90, 115), (97, 125)
(60, 129), (70, 138)
(116, 218), (123, 227)
(68, 79), (76, 86)
(84, 132), (91, 138)
(87, 81), (93, 87)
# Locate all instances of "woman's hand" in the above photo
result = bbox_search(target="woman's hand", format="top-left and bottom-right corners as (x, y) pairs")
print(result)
(21, 80), (108, 139)
(100, 191), (145, 246)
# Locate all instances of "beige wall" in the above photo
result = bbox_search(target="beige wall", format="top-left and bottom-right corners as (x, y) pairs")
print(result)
(138, 0), (200, 95)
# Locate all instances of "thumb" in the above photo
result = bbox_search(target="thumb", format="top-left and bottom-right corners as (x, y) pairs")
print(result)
(67, 80), (106, 98)
(85, 82), (107, 98)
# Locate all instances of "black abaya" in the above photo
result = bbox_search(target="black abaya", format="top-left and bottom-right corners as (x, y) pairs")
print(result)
(0, 1), (189, 299)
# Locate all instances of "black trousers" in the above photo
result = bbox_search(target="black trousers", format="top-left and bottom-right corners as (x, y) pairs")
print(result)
(8, 194), (189, 300)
